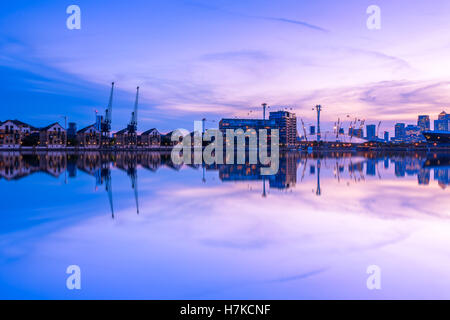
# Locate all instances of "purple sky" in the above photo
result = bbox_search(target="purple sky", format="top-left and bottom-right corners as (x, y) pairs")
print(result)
(1, 0), (450, 134)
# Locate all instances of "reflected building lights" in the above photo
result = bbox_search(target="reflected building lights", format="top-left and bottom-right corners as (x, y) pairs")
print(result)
(0, 151), (448, 219)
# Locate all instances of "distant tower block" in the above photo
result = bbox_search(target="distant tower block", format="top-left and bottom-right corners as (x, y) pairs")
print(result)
(262, 103), (267, 120)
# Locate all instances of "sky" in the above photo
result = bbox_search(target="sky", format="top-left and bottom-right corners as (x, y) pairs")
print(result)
(1, 0), (450, 134)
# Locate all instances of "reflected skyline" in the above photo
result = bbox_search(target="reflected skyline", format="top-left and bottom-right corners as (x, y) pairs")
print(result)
(0, 151), (448, 219)
(1, 151), (448, 185)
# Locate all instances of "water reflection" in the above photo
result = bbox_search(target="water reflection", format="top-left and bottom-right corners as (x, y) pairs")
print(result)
(0, 151), (448, 217)
(0, 151), (449, 299)
(1, 152), (449, 186)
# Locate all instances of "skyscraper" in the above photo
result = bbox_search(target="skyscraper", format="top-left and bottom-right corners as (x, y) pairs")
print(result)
(438, 111), (449, 120)
(366, 124), (376, 140)
(402, 124), (426, 142)
(417, 115), (430, 132)
(384, 131), (389, 142)
(219, 109), (298, 148)
(269, 111), (298, 148)
(435, 119), (450, 131)
(434, 111), (450, 131)
(395, 123), (406, 138)
(405, 125), (421, 137)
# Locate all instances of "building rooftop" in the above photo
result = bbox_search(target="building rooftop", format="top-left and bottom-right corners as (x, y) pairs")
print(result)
(142, 128), (159, 135)
(77, 124), (98, 134)
(1, 119), (39, 130)
(40, 122), (63, 131)
(114, 128), (129, 135)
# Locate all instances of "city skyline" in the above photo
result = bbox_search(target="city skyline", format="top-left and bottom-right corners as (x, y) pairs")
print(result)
(1, 1), (450, 135)
(0, 107), (448, 152)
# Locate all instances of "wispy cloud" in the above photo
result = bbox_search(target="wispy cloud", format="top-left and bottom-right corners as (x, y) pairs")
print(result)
(345, 47), (412, 71)
(256, 16), (329, 32)
(201, 50), (273, 62)
(269, 268), (328, 283)
(184, 1), (329, 33)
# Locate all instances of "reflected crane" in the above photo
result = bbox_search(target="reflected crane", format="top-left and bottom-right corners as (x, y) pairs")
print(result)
(300, 157), (308, 182)
(115, 154), (140, 215)
(334, 158), (341, 183)
(102, 165), (114, 219)
(127, 166), (140, 215)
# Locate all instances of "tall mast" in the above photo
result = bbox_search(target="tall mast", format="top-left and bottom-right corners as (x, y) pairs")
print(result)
(315, 105), (322, 142)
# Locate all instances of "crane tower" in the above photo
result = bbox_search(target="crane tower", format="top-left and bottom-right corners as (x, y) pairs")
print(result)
(101, 82), (115, 138)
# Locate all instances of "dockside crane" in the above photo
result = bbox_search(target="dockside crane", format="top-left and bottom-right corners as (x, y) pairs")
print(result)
(359, 119), (366, 131)
(127, 86), (140, 146)
(201, 118), (217, 134)
(349, 117), (364, 141)
(335, 117), (341, 140)
(349, 119), (355, 142)
(359, 119), (366, 139)
(301, 119), (308, 142)
(101, 82), (115, 138)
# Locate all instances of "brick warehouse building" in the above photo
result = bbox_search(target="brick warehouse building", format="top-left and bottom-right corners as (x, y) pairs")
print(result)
(0, 120), (39, 148)
(76, 124), (102, 148)
(39, 123), (67, 148)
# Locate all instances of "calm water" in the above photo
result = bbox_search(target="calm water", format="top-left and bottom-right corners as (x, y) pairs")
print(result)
(0, 151), (449, 299)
